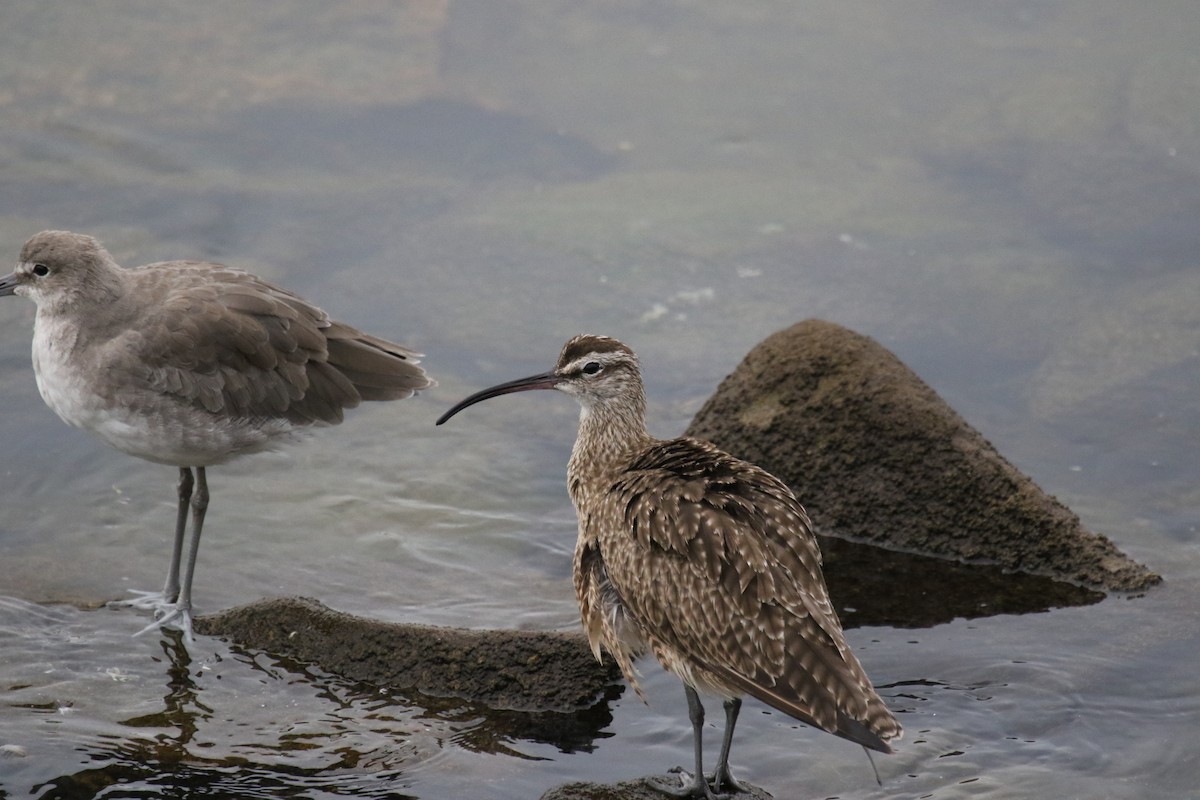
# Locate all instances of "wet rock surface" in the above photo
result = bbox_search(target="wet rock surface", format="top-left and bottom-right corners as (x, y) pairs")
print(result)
(541, 776), (772, 800)
(686, 319), (1161, 594)
(195, 596), (620, 714)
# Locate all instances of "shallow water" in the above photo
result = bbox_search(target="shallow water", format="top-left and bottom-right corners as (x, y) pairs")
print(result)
(1, 2), (1198, 798)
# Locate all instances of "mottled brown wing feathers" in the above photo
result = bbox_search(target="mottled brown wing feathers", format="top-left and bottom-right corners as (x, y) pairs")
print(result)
(710, 660), (895, 752)
(577, 541), (647, 700)
(605, 438), (900, 749)
(127, 263), (428, 423)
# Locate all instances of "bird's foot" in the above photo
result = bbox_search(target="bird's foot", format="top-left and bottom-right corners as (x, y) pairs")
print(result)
(111, 589), (177, 612)
(112, 592), (195, 643)
(646, 767), (728, 800)
(134, 604), (195, 643)
(710, 763), (750, 796)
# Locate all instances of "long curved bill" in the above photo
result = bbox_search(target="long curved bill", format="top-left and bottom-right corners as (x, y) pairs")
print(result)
(435, 370), (559, 425)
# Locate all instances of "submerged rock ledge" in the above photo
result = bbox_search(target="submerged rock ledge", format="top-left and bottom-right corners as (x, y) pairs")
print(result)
(687, 319), (1161, 594)
(194, 596), (619, 713)
(541, 777), (772, 800)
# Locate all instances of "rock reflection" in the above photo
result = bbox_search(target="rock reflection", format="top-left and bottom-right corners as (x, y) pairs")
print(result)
(225, 646), (622, 759)
(821, 535), (1104, 630)
(27, 622), (619, 799)
(33, 743), (420, 800)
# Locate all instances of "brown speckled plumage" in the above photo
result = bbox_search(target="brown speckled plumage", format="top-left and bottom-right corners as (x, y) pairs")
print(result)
(437, 334), (899, 798)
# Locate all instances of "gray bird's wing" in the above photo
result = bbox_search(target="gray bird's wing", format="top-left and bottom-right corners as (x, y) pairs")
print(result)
(115, 262), (375, 425)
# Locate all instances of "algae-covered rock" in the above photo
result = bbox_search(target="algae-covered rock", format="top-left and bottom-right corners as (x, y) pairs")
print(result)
(195, 596), (619, 713)
(686, 320), (1160, 594)
(541, 776), (771, 800)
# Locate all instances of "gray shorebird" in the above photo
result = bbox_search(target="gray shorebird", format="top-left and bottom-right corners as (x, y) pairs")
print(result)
(437, 334), (900, 799)
(0, 230), (433, 641)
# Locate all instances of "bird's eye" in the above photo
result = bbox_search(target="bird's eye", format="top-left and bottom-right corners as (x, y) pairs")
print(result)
(31, 264), (49, 277)
(582, 361), (602, 375)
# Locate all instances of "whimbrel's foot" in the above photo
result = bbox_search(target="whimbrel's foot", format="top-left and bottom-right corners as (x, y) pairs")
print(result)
(710, 763), (750, 795)
(646, 767), (727, 800)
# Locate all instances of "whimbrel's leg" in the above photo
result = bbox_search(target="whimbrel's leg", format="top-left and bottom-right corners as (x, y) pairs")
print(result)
(650, 684), (724, 799)
(710, 698), (749, 794)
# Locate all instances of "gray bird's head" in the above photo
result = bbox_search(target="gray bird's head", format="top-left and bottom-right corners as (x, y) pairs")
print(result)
(0, 230), (122, 310)
(436, 334), (645, 425)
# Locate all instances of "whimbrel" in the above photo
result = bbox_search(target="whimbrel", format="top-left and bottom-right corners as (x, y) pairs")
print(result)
(0, 230), (433, 641)
(437, 334), (900, 798)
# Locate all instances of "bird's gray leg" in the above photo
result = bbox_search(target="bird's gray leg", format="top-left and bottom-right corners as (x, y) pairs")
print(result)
(119, 467), (192, 615)
(649, 685), (723, 799)
(136, 467), (206, 641)
(711, 698), (749, 794)
(162, 466), (194, 603)
(174, 466), (208, 641)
